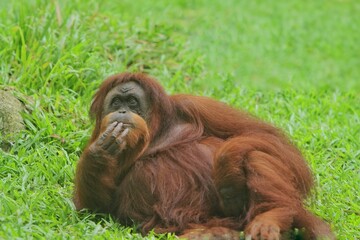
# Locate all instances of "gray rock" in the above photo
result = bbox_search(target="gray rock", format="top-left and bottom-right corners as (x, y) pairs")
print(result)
(0, 89), (25, 150)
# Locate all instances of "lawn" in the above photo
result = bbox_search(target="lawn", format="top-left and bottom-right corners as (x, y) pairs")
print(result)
(0, 0), (359, 239)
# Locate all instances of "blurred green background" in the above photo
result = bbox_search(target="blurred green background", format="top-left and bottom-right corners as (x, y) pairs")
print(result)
(0, 0), (359, 239)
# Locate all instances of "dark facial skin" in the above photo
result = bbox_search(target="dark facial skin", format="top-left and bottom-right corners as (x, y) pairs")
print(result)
(89, 81), (149, 157)
(103, 81), (149, 124)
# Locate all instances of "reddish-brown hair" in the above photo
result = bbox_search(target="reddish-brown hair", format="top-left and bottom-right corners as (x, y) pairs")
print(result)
(89, 73), (174, 143)
(74, 73), (334, 239)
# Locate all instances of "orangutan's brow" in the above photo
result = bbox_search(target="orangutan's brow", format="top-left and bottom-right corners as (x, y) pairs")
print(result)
(119, 86), (134, 93)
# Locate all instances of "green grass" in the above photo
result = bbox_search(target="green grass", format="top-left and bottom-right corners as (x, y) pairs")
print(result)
(0, 0), (359, 239)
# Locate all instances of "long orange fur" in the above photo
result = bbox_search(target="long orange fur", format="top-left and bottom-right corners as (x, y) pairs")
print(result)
(74, 73), (334, 239)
